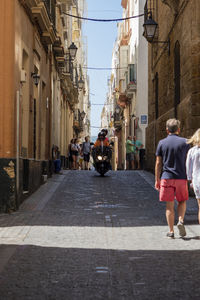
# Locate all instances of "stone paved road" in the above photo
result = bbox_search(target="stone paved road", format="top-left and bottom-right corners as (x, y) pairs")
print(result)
(0, 170), (200, 300)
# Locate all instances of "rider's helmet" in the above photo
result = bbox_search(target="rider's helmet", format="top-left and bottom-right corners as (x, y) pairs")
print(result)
(101, 129), (108, 136)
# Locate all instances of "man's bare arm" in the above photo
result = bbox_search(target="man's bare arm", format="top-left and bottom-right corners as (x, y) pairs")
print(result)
(155, 156), (163, 190)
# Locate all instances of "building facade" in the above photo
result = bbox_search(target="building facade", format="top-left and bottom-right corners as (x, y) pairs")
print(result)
(0, 0), (90, 212)
(102, 0), (148, 170)
(144, 0), (200, 171)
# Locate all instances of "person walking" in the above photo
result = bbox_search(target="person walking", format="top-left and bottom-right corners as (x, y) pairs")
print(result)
(52, 145), (61, 173)
(155, 119), (190, 238)
(78, 143), (84, 170)
(68, 139), (74, 169)
(186, 128), (200, 224)
(82, 136), (91, 170)
(133, 136), (143, 169)
(71, 138), (80, 170)
(126, 136), (134, 170)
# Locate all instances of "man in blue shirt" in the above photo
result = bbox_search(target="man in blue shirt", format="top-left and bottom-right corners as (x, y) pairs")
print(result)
(155, 119), (190, 238)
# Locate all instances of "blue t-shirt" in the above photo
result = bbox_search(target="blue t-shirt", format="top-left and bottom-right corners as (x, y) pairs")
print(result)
(156, 134), (190, 179)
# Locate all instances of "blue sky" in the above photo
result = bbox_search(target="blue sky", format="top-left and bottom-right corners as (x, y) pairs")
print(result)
(83, 0), (123, 138)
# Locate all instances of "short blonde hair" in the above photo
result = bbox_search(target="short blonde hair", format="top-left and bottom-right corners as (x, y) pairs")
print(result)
(187, 128), (200, 146)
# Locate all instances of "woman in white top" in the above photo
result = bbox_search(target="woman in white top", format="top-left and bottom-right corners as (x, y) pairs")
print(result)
(186, 128), (200, 224)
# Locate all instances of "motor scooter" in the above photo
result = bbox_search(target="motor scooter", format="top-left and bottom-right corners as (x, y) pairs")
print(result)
(92, 142), (112, 176)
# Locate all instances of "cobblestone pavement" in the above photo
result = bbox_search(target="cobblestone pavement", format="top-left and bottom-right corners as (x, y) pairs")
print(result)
(0, 170), (200, 300)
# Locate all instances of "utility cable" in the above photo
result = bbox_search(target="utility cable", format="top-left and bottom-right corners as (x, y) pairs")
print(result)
(90, 126), (110, 129)
(63, 12), (145, 22)
(82, 66), (128, 70)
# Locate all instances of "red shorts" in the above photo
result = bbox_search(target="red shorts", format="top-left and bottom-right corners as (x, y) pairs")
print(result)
(159, 179), (188, 202)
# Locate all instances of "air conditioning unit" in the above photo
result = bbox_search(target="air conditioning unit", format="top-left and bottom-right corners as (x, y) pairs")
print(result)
(20, 70), (27, 83)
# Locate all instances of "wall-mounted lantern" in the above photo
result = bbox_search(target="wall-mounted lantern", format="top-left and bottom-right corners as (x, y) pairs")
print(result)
(31, 72), (40, 86)
(143, 12), (170, 55)
(68, 42), (78, 60)
(78, 78), (84, 89)
(115, 107), (121, 114)
(80, 111), (86, 120)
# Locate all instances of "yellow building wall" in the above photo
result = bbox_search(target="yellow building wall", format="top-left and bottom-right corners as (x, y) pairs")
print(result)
(14, 0), (51, 160)
(0, 0), (15, 158)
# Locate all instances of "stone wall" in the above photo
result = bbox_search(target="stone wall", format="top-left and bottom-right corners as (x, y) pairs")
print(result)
(146, 0), (200, 171)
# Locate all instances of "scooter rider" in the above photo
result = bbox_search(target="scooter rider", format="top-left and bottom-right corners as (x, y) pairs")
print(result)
(94, 132), (109, 148)
(93, 132), (112, 175)
(101, 129), (109, 142)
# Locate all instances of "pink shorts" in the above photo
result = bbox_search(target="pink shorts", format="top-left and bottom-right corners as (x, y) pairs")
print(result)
(159, 179), (188, 202)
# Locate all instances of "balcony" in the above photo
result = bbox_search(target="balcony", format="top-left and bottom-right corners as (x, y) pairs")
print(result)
(43, 0), (56, 27)
(60, 0), (74, 5)
(31, 2), (51, 31)
(60, 77), (78, 106)
(20, 0), (40, 9)
(126, 81), (137, 97)
(31, 1), (56, 45)
(126, 64), (137, 97)
(118, 93), (129, 108)
(42, 25), (56, 45)
(73, 110), (84, 133)
(53, 36), (64, 57)
(61, 58), (73, 80)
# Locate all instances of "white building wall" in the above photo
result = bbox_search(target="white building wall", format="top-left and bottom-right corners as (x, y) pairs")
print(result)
(136, 0), (148, 145)
(129, 0), (148, 146)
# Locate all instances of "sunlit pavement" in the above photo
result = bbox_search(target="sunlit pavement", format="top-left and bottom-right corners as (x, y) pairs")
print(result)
(0, 170), (199, 300)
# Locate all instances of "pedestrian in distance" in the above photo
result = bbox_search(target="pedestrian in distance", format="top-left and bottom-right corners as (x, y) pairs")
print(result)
(155, 119), (190, 238)
(78, 143), (84, 170)
(186, 128), (200, 224)
(52, 145), (61, 173)
(68, 139), (74, 169)
(75, 139), (81, 169)
(71, 138), (80, 170)
(133, 136), (143, 169)
(82, 136), (91, 170)
(126, 136), (134, 170)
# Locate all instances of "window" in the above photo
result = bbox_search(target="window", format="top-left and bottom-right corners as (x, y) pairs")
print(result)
(129, 64), (136, 82)
(174, 41), (180, 118)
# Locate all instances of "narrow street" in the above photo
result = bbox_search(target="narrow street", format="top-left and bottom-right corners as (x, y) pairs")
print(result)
(0, 170), (200, 300)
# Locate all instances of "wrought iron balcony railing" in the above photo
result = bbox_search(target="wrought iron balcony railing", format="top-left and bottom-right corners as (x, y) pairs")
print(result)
(42, 0), (56, 27)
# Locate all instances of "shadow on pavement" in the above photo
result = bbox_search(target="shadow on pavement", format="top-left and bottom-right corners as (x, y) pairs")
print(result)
(182, 236), (200, 241)
(0, 244), (200, 299)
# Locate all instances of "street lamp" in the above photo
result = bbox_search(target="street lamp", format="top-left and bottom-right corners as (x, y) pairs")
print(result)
(68, 42), (78, 60)
(143, 13), (170, 55)
(78, 78), (84, 89)
(31, 72), (40, 86)
(80, 111), (86, 120)
(143, 14), (158, 43)
(115, 107), (120, 114)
